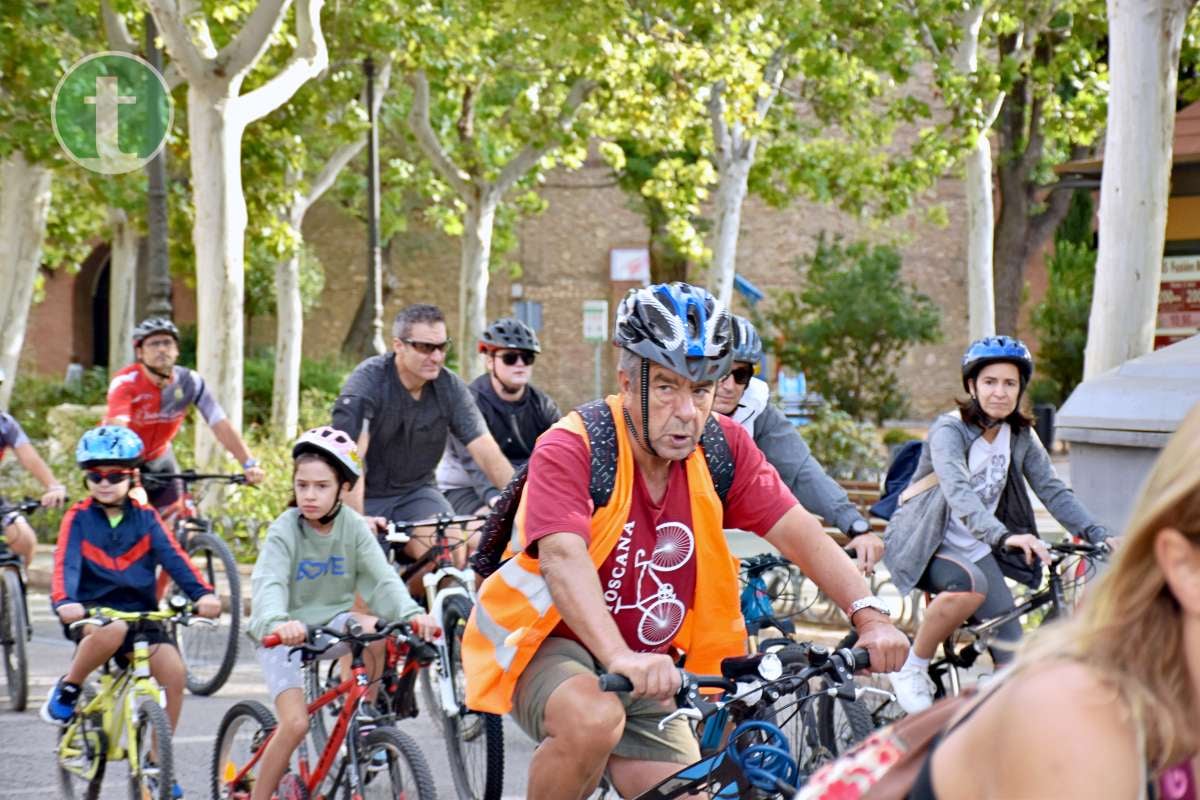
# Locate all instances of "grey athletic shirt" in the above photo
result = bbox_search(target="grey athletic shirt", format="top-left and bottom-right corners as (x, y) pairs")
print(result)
(332, 355), (486, 498)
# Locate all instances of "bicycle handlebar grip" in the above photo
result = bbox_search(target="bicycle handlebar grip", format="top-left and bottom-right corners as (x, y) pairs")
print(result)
(262, 633), (282, 648)
(598, 674), (634, 693)
(850, 647), (872, 671)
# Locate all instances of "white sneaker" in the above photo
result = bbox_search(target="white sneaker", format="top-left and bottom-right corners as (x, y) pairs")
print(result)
(888, 665), (935, 714)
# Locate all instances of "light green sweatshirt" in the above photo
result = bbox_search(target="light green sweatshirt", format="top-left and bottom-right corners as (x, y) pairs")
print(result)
(247, 506), (422, 641)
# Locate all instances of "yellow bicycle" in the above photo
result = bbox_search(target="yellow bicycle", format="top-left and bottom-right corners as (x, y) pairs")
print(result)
(55, 599), (213, 800)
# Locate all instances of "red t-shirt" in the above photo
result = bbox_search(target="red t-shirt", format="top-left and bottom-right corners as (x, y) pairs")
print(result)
(523, 414), (796, 653)
(106, 364), (226, 461)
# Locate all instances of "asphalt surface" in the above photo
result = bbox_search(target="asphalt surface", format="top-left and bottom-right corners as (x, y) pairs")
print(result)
(0, 590), (537, 799)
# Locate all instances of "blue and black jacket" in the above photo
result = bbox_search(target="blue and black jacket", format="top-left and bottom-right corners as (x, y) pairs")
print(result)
(51, 496), (212, 611)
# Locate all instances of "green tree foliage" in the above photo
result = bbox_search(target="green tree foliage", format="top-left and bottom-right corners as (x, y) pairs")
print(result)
(1029, 189), (1096, 405)
(761, 234), (942, 423)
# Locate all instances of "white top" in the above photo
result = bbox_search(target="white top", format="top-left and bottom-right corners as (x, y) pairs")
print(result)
(732, 377), (771, 435)
(942, 422), (1012, 562)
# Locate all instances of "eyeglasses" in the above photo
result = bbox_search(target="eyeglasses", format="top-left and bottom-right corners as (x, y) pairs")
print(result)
(404, 338), (451, 355)
(85, 469), (133, 485)
(729, 366), (754, 386)
(498, 351), (536, 366)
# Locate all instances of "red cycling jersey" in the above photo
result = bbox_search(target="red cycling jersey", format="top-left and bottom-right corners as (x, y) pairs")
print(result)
(105, 363), (226, 461)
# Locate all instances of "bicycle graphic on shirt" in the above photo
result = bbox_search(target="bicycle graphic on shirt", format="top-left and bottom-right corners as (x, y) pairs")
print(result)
(608, 522), (696, 647)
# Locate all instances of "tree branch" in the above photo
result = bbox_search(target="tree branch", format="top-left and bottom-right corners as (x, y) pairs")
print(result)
(101, 0), (136, 53)
(406, 70), (474, 198)
(708, 79), (732, 165)
(218, 0), (291, 81)
(493, 76), (595, 195)
(145, 0), (211, 83)
(755, 46), (789, 123)
(234, 0), (329, 127)
(905, 0), (942, 57)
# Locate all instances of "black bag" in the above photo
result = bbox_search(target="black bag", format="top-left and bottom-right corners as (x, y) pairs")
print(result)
(869, 440), (924, 521)
(992, 446), (1044, 589)
(471, 400), (735, 578)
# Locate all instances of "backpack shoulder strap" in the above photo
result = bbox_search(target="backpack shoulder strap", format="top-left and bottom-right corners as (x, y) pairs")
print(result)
(574, 400), (618, 509)
(699, 416), (735, 504)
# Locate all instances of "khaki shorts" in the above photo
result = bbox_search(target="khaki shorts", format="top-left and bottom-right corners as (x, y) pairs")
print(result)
(511, 637), (700, 766)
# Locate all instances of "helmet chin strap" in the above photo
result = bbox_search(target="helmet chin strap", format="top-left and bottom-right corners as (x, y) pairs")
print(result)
(317, 485), (344, 525)
(623, 358), (660, 458)
(970, 391), (1024, 429)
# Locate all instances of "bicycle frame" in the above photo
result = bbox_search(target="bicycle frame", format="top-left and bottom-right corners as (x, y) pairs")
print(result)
(58, 611), (177, 784)
(226, 654), (372, 797)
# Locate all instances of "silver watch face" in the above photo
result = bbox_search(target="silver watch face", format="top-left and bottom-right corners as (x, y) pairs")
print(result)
(854, 597), (891, 617)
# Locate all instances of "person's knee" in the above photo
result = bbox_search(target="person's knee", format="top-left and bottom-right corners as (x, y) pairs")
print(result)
(93, 619), (129, 645)
(274, 695), (310, 744)
(152, 647), (187, 688)
(544, 682), (624, 754)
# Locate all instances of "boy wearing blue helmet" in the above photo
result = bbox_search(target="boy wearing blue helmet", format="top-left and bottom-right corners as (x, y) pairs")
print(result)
(42, 426), (219, 753)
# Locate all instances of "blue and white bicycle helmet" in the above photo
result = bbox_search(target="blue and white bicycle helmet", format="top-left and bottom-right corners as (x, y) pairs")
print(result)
(613, 282), (732, 383)
(730, 315), (764, 368)
(961, 336), (1034, 391)
(76, 425), (145, 468)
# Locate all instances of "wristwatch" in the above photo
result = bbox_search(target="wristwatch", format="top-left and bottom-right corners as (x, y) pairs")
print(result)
(847, 595), (892, 623)
(847, 518), (871, 538)
(242, 458), (259, 470)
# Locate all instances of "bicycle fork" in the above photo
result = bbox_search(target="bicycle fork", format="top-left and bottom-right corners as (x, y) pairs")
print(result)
(424, 575), (471, 718)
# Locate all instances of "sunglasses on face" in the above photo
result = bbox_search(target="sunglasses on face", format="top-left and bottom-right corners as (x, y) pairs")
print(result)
(85, 470), (133, 485)
(404, 338), (451, 355)
(498, 350), (536, 366)
(729, 366), (754, 386)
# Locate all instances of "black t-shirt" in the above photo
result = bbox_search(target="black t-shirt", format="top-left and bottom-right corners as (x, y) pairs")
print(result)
(333, 355), (485, 497)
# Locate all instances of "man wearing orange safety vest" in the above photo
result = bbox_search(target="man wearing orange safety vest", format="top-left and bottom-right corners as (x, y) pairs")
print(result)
(462, 282), (909, 799)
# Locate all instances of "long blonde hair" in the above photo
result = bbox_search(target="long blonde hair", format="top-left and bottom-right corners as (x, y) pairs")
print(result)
(1016, 401), (1200, 770)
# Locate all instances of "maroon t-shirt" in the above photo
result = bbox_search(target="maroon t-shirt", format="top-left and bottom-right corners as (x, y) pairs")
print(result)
(523, 413), (797, 653)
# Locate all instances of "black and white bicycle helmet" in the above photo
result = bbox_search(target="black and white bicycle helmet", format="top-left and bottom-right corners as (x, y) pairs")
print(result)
(479, 317), (541, 353)
(132, 317), (180, 347)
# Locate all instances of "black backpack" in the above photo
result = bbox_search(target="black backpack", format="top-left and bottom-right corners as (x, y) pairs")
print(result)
(471, 399), (735, 578)
(868, 439), (924, 521)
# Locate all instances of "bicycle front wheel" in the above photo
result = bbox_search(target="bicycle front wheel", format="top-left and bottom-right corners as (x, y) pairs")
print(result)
(177, 530), (241, 695)
(212, 700), (277, 800)
(1, 566), (29, 710)
(442, 595), (504, 800)
(129, 697), (174, 800)
(354, 726), (437, 800)
(57, 686), (106, 800)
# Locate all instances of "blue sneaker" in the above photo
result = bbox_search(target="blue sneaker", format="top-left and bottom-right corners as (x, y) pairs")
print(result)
(39, 678), (80, 724)
(172, 782), (184, 799)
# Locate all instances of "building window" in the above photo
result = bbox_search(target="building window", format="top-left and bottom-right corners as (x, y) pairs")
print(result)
(514, 300), (543, 332)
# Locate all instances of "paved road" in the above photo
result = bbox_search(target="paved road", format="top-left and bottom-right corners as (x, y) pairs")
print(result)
(0, 591), (537, 799)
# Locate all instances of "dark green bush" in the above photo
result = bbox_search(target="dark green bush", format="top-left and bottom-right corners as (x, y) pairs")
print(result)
(7, 368), (109, 440)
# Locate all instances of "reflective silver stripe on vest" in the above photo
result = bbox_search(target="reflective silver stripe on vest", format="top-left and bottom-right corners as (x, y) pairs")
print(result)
(498, 558), (554, 615)
(472, 596), (518, 671)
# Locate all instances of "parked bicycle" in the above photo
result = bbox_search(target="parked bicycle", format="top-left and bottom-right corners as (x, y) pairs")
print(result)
(142, 470), (246, 696)
(0, 496), (39, 711)
(212, 619), (436, 800)
(56, 598), (213, 800)
(598, 642), (874, 798)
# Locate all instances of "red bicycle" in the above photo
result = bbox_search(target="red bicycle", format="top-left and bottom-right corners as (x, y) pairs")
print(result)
(211, 620), (436, 800)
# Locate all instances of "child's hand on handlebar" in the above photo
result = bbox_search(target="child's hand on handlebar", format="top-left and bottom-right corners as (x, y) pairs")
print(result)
(196, 593), (222, 618)
(56, 602), (86, 625)
(270, 619), (308, 646)
(41, 485), (67, 507)
(407, 613), (441, 641)
(243, 466), (266, 485)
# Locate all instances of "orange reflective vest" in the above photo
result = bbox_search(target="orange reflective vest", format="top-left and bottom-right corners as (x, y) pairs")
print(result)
(461, 394), (746, 714)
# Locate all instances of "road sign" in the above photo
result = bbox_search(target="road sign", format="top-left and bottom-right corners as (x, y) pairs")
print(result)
(583, 300), (609, 343)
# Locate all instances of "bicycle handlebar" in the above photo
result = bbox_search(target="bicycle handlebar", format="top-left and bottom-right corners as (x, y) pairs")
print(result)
(261, 619), (432, 658)
(388, 513), (490, 533)
(140, 471), (248, 487)
(68, 604), (214, 631)
(0, 497), (44, 517)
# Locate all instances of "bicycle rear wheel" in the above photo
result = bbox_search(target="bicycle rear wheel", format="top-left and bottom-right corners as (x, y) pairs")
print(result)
(212, 700), (277, 800)
(1, 566), (28, 710)
(176, 529), (241, 695)
(57, 686), (106, 800)
(129, 697), (174, 800)
(442, 594), (504, 800)
(354, 726), (437, 800)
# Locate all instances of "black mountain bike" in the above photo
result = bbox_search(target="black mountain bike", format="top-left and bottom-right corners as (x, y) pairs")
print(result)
(0, 497), (39, 711)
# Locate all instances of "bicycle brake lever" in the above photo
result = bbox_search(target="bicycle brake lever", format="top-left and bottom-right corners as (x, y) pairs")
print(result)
(855, 686), (896, 702)
(384, 521), (410, 544)
(657, 707), (702, 731)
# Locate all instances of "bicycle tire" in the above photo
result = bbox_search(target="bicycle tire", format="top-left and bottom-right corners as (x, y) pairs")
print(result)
(813, 692), (873, 759)
(441, 595), (504, 800)
(212, 699), (277, 800)
(1, 567), (28, 710)
(355, 726), (438, 800)
(57, 685), (106, 800)
(129, 697), (174, 800)
(177, 529), (241, 695)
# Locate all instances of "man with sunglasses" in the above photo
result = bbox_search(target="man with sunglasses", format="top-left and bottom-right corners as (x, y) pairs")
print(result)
(105, 317), (266, 512)
(333, 304), (514, 571)
(437, 317), (561, 515)
(714, 316), (884, 575)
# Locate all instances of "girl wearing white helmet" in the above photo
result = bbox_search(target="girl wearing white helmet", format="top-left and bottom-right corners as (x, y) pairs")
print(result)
(245, 426), (439, 800)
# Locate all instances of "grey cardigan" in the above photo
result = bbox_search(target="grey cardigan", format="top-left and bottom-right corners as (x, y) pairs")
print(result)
(881, 412), (1109, 595)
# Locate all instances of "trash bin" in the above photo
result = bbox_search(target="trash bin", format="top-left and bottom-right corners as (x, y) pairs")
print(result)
(1057, 334), (1200, 533)
(1033, 403), (1056, 450)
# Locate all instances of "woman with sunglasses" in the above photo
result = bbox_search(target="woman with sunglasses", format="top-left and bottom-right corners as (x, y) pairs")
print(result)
(42, 426), (219, 789)
(713, 316), (884, 575)
(438, 316), (562, 515)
